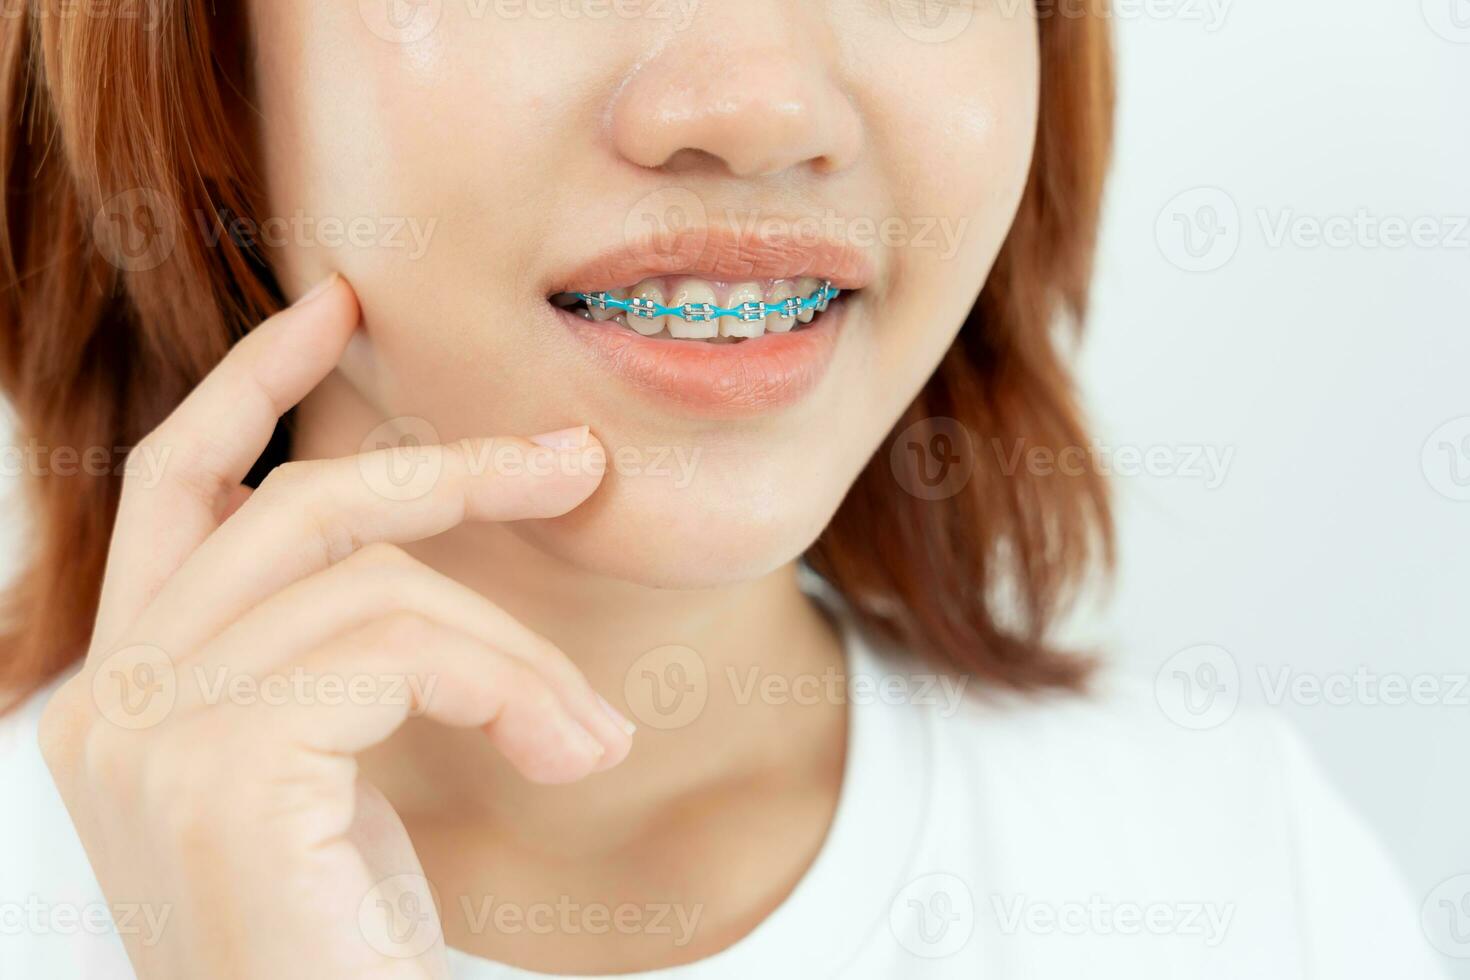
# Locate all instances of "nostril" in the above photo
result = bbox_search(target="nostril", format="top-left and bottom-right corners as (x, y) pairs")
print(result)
(661, 148), (732, 176)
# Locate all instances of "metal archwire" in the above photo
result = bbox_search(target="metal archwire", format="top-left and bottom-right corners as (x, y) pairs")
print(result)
(572, 281), (838, 323)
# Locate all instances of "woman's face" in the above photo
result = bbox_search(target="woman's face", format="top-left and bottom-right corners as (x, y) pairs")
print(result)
(246, 1), (1038, 588)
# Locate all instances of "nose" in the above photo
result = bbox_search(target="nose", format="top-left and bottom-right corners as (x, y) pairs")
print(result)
(609, 22), (862, 178)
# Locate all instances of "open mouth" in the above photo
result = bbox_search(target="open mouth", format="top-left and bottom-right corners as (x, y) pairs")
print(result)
(549, 277), (844, 344)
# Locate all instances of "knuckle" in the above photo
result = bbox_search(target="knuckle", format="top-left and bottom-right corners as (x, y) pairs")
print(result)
(254, 459), (312, 498)
(128, 427), (215, 500)
(255, 462), (363, 563)
(80, 717), (227, 830)
(516, 671), (562, 719)
(79, 723), (151, 800)
(302, 502), (361, 565)
(127, 426), (169, 466)
(37, 680), (92, 769)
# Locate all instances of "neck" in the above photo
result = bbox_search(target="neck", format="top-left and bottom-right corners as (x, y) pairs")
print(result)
(289, 373), (847, 846)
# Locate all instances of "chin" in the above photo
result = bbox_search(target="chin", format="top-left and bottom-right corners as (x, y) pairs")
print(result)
(514, 460), (845, 592)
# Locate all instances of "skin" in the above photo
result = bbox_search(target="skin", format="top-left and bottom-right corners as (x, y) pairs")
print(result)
(40, 2), (1040, 976)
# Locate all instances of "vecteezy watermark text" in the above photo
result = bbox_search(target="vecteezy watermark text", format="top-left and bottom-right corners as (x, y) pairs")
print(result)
(0, 897), (171, 947)
(991, 438), (1236, 489)
(991, 894), (1236, 947)
(459, 895), (702, 946)
(202, 208), (438, 261)
(0, 440), (171, 486)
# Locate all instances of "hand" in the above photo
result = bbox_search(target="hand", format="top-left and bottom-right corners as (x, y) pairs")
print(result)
(37, 276), (634, 979)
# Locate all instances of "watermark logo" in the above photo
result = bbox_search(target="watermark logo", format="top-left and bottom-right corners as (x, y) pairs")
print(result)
(1422, 874), (1470, 958)
(887, 0), (975, 45)
(1422, 416), (1470, 502)
(624, 188), (710, 256)
(93, 188), (178, 273)
(1423, 0), (1470, 43)
(359, 0), (444, 43)
(1156, 187), (1241, 273)
(359, 873), (442, 958)
(91, 644), (176, 730)
(890, 417), (976, 501)
(890, 873), (975, 958)
(624, 645), (708, 730)
(358, 417), (445, 502)
(1161, 195), (1470, 271)
(1154, 643), (1239, 730)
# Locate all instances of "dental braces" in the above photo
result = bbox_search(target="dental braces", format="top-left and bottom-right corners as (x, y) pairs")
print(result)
(572, 281), (839, 324)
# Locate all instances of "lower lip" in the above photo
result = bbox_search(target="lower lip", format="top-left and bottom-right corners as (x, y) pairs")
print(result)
(555, 301), (848, 417)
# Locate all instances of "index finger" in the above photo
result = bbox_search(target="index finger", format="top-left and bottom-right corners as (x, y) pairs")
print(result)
(91, 275), (359, 654)
(124, 432), (607, 659)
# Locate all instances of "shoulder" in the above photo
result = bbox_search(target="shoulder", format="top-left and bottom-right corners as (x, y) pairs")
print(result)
(0, 679), (133, 978)
(935, 665), (1298, 804)
(878, 650), (1444, 978)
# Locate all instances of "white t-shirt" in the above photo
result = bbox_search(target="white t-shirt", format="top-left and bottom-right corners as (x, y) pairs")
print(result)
(0, 623), (1443, 979)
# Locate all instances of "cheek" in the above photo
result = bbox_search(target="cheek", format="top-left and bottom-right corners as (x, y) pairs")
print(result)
(838, 15), (1041, 445)
(869, 13), (1041, 301)
(880, 14), (1042, 233)
(249, 3), (578, 412)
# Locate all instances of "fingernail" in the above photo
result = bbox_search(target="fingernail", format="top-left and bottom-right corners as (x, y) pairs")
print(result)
(530, 425), (590, 451)
(597, 694), (637, 736)
(293, 273), (339, 307)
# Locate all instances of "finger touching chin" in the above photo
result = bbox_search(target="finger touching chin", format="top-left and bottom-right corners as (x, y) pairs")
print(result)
(458, 433), (609, 523)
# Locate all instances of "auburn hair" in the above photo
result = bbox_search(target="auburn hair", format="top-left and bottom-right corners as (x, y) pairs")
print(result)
(0, 3), (1114, 709)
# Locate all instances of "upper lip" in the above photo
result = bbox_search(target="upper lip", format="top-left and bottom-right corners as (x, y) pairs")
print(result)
(550, 224), (877, 295)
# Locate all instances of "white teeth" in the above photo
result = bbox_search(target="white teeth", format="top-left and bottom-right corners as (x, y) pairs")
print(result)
(666, 279), (720, 339)
(795, 278), (819, 324)
(721, 282), (766, 338)
(627, 280), (668, 337)
(765, 280), (798, 333)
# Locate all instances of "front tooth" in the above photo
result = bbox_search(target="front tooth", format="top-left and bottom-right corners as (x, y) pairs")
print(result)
(627, 280), (669, 337)
(667, 280), (719, 339)
(765, 280), (798, 333)
(721, 282), (767, 338)
(795, 278), (820, 324)
(590, 288), (627, 322)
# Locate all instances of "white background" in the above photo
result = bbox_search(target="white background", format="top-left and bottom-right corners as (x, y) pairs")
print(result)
(1072, 0), (1469, 973)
